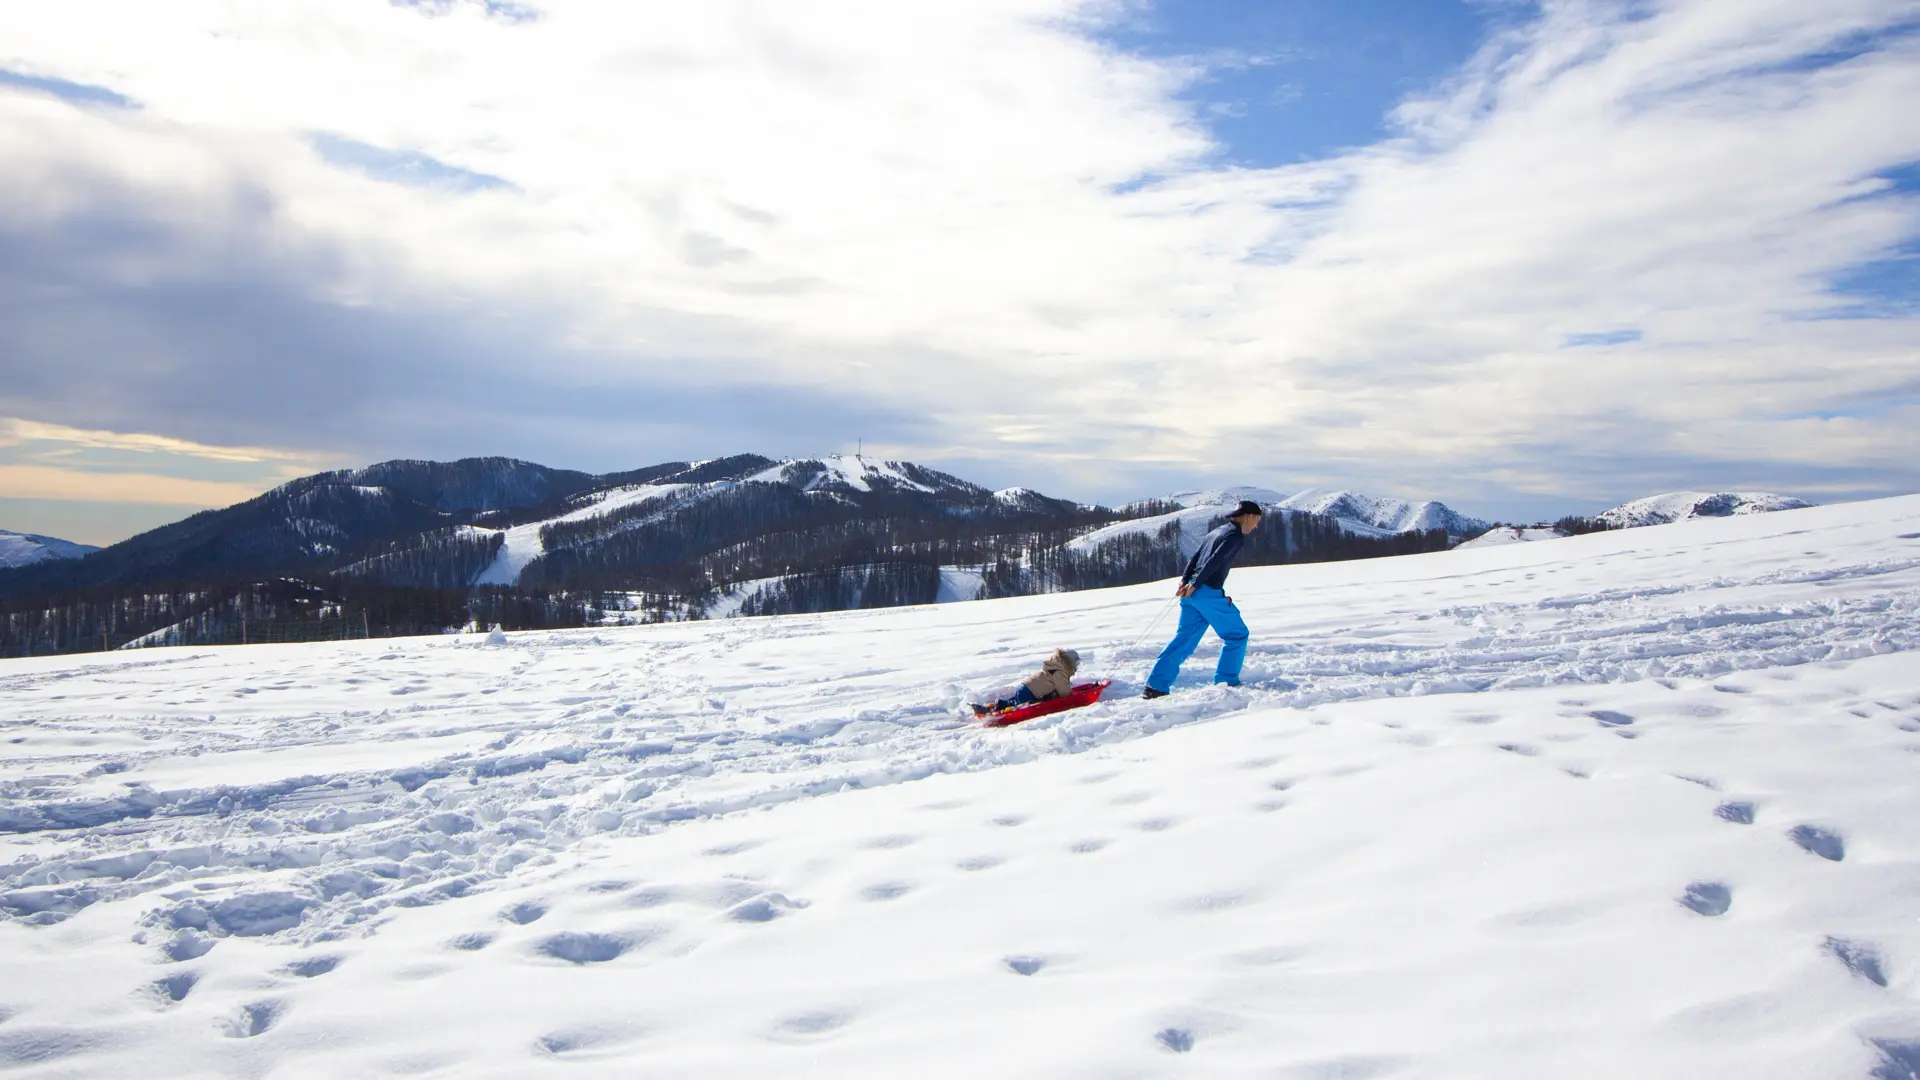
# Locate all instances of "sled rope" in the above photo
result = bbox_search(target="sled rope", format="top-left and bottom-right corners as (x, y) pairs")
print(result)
(1128, 596), (1179, 651)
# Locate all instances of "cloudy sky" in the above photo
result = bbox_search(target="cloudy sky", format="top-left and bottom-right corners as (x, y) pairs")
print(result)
(1, 0), (1916, 544)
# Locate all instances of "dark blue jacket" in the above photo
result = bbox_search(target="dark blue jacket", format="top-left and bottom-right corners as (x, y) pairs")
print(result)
(1182, 522), (1246, 590)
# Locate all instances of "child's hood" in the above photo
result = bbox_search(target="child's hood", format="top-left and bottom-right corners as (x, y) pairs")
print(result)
(1044, 647), (1081, 675)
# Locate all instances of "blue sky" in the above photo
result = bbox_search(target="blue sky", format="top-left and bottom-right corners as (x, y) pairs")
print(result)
(1095, 0), (1504, 167)
(0, 0), (1917, 545)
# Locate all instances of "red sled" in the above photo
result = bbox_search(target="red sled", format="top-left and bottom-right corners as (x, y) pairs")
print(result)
(982, 680), (1113, 727)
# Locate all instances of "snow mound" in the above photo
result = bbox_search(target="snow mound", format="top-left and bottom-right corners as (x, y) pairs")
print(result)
(1454, 525), (1560, 549)
(0, 529), (99, 568)
(1598, 491), (1814, 528)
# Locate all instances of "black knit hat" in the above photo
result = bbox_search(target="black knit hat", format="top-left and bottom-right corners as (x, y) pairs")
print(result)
(1230, 500), (1265, 518)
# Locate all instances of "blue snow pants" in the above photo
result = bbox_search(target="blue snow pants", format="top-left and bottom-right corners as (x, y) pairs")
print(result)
(1146, 586), (1249, 693)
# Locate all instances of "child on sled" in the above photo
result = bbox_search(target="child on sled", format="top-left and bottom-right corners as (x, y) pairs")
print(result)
(972, 647), (1082, 717)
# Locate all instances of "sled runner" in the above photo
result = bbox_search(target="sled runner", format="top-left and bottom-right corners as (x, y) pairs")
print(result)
(981, 680), (1112, 727)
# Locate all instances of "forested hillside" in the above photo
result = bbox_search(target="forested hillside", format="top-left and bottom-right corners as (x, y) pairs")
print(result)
(0, 455), (1452, 657)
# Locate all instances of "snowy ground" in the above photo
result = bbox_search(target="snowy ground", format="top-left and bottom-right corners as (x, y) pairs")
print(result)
(3, 496), (1920, 1077)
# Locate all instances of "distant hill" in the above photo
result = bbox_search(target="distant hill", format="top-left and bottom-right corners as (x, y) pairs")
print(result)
(1455, 490), (1815, 551)
(0, 529), (99, 569)
(0, 457), (605, 599)
(1596, 491), (1814, 529)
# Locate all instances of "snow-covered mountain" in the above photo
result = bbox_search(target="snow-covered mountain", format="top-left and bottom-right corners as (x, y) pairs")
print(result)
(1277, 488), (1490, 539)
(746, 455), (987, 497)
(1084, 485), (1487, 559)
(1597, 491), (1814, 529)
(5, 495), (1918, 1076)
(1158, 485), (1292, 511)
(0, 528), (98, 568)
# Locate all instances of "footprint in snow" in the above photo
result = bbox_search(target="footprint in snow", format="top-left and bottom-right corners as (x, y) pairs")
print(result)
(774, 1011), (851, 1039)
(727, 892), (808, 923)
(1068, 839), (1108, 854)
(1679, 882), (1732, 917)
(537, 1027), (632, 1056)
(1714, 801), (1755, 824)
(1156, 1028), (1195, 1053)
(537, 931), (636, 964)
(955, 856), (1003, 871)
(1871, 1040), (1920, 1079)
(221, 1001), (284, 1039)
(148, 973), (197, 1005)
(1135, 818), (1177, 832)
(1789, 825), (1846, 862)
(446, 932), (493, 951)
(861, 882), (912, 901)
(281, 956), (341, 978)
(501, 901), (547, 925)
(1003, 955), (1046, 976)
(1824, 937), (1888, 987)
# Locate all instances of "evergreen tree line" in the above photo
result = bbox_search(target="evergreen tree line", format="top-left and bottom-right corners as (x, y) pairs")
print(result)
(332, 528), (504, 590)
(736, 560), (943, 617)
(0, 578), (599, 657)
(1553, 515), (1617, 536)
(524, 482), (1121, 593)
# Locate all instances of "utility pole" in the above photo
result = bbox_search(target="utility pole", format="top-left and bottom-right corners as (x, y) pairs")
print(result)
(240, 616), (247, 647)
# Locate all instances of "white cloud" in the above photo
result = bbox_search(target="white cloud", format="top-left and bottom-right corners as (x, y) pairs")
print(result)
(0, 0), (1914, 515)
(0, 418), (315, 462)
(0, 463), (285, 506)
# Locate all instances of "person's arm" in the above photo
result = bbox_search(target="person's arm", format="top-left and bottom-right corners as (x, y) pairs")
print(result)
(1177, 536), (1207, 596)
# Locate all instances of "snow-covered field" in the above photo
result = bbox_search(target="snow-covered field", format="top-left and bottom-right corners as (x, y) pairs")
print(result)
(4, 496), (1920, 1077)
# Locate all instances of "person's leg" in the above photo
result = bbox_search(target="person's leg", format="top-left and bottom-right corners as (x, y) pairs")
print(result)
(993, 685), (1038, 710)
(1146, 598), (1209, 693)
(1198, 591), (1249, 684)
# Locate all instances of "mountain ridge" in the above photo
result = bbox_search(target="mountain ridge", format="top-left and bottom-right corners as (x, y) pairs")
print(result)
(0, 529), (100, 569)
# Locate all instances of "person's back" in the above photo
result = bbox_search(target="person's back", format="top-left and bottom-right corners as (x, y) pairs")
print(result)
(1023, 647), (1079, 701)
(1184, 521), (1246, 591)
